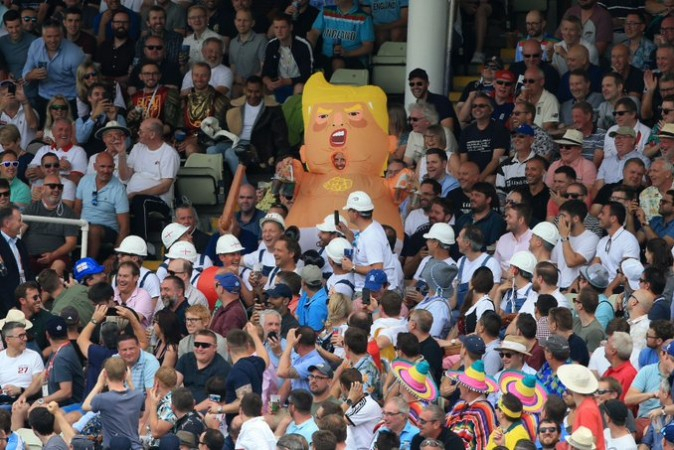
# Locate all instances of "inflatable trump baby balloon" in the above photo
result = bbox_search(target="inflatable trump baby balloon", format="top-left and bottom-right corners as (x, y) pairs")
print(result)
(281, 73), (405, 243)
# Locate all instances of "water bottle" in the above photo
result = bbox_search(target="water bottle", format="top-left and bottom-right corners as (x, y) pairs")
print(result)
(292, 0), (300, 21)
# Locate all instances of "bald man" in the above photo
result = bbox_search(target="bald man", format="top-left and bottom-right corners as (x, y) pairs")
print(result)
(515, 11), (559, 62)
(610, 44), (644, 100)
(509, 39), (560, 94)
(75, 151), (130, 259)
(558, 45), (604, 103)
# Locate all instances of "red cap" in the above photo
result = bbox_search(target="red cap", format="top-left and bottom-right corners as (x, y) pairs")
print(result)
(495, 70), (516, 83)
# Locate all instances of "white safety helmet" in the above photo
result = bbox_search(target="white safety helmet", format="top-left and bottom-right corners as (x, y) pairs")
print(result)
(166, 241), (197, 263)
(316, 213), (347, 234)
(162, 223), (190, 249)
(509, 251), (537, 275)
(216, 234), (245, 254)
(325, 237), (353, 265)
(114, 235), (148, 257)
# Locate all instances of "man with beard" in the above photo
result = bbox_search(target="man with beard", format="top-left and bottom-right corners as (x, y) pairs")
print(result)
(22, 175), (78, 276)
(128, 36), (181, 93)
(136, 6), (182, 65)
(455, 182), (506, 249)
(95, 10), (135, 83)
(407, 68), (459, 136)
(127, 61), (180, 135)
(537, 419), (562, 450)
(405, 179), (440, 238)
(157, 276), (188, 336)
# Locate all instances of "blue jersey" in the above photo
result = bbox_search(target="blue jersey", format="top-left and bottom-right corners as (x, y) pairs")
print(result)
(312, 4), (375, 61)
(360, 0), (408, 25)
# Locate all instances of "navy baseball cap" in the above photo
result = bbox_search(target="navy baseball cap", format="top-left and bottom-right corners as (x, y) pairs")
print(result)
(46, 316), (68, 339)
(265, 283), (292, 299)
(364, 269), (388, 291)
(214, 273), (241, 294)
(459, 335), (486, 356)
(663, 423), (674, 443)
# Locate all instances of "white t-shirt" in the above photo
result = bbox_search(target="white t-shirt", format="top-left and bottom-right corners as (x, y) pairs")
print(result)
(125, 142), (180, 205)
(31, 176), (76, 202)
(534, 90), (560, 127)
(0, 348), (44, 388)
(588, 344), (610, 377)
(30, 144), (88, 176)
(241, 103), (262, 141)
(456, 254), (502, 284)
(404, 208), (428, 237)
(464, 295), (495, 323)
(603, 429), (637, 450)
(370, 316), (407, 340)
(345, 395), (383, 450)
(551, 230), (600, 288)
(353, 221), (398, 290)
(0, 106), (37, 150)
(595, 227), (640, 283)
(235, 416), (277, 450)
(326, 272), (355, 299)
(181, 64), (234, 96)
(413, 255), (457, 281)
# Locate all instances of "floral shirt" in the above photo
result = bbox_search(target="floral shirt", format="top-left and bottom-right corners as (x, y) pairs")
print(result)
(145, 392), (177, 448)
(623, 37), (656, 71)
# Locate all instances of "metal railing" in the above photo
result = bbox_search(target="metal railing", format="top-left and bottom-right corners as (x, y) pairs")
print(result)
(22, 215), (90, 259)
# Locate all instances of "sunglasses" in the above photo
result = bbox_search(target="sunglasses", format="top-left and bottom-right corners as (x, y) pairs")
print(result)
(83, 71), (97, 79)
(562, 193), (582, 199)
(43, 163), (60, 169)
(1, 161), (18, 168)
(194, 341), (213, 349)
(523, 53), (541, 59)
(22, 16), (37, 22)
(167, 270), (185, 276)
(45, 183), (64, 190)
(408, 81), (424, 87)
(559, 145), (577, 150)
(0, 191), (9, 198)
(408, 116), (422, 122)
(539, 427), (557, 433)
(50, 105), (68, 111)
(420, 439), (443, 448)
(495, 80), (513, 86)
(664, 108), (674, 115)
(146, 45), (163, 50)
(485, 64), (500, 70)
(522, 78), (538, 84)
(499, 352), (514, 358)
(472, 103), (490, 109)
(595, 389), (612, 395)
(92, 190), (98, 206)
(614, 110), (630, 116)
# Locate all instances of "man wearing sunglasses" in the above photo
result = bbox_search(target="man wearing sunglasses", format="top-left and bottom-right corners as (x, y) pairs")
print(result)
(0, 152), (30, 208)
(536, 419), (561, 450)
(31, 153), (75, 209)
(509, 40), (560, 95)
(516, 66), (559, 132)
(410, 404), (463, 450)
(22, 174), (78, 276)
(407, 68), (458, 135)
(546, 129), (597, 189)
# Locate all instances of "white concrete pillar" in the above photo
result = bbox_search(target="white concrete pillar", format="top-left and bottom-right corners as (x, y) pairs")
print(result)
(405, 0), (449, 107)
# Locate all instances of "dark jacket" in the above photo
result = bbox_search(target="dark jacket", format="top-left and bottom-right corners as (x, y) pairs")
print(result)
(261, 36), (313, 86)
(0, 233), (34, 316)
(225, 95), (291, 165)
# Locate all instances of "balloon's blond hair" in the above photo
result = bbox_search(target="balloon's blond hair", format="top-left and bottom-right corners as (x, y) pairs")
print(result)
(302, 73), (389, 133)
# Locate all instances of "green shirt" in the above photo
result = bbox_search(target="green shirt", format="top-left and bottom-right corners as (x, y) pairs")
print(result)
(51, 284), (94, 327)
(9, 177), (31, 206)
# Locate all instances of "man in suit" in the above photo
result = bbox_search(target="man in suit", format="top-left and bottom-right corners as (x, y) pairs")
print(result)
(0, 205), (34, 316)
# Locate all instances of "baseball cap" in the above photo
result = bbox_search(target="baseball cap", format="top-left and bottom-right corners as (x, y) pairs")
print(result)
(214, 273), (241, 294)
(609, 126), (637, 138)
(408, 68), (429, 81)
(60, 306), (80, 326)
(73, 257), (105, 284)
(621, 258), (644, 291)
(308, 363), (334, 378)
(265, 283), (292, 299)
(495, 70), (516, 83)
(484, 55), (504, 70)
(46, 316), (68, 339)
(364, 269), (388, 291)
(663, 423), (674, 444)
(301, 265), (323, 286)
(579, 264), (609, 289)
(664, 341), (674, 358)
(540, 335), (571, 359)
(459, 335), (486, 356)
(512, 124), (535, 137)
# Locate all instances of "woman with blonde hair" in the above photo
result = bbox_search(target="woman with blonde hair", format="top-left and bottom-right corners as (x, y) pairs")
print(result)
(35, 96), (76, 145)
(0, 124), (33, 184)
(75, 61), (125, 118)
(316, 292), (351, 364)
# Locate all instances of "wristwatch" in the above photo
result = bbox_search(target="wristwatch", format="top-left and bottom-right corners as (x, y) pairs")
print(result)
(345, 399), (353, 406)
(560, 237), (569, 242)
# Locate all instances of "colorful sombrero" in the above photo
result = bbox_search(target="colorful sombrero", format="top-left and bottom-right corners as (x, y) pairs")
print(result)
(499, 371), (548, 413)
(391, 359), (438, 402)
(445, 360), (498, 394)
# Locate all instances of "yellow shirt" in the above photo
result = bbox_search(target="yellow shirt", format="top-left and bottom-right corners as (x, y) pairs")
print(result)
(486, 422), (530, 450)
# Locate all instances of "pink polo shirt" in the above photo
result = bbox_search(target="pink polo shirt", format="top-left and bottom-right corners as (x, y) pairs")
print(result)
(544, 157), (597, 189)
(113, 286), (155, 326)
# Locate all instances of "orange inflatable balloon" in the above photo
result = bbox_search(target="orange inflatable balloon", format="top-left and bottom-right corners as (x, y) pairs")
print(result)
(285, 73), (403, 242)
(197, 266), (220, 311)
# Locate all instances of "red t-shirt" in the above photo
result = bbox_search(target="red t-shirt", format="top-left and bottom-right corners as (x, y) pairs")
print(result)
(605, 360), (638, 401)
(575, 397), (606, 450)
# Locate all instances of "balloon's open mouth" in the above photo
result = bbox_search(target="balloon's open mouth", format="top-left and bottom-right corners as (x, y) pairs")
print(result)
(330, 129), (346, 147)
